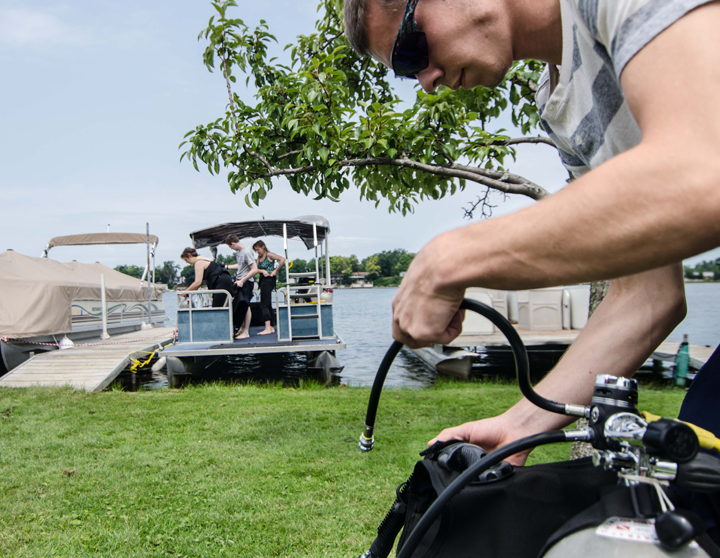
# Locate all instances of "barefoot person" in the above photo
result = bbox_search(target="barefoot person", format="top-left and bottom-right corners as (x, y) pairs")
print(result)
(225, 234), (258, 339)
(223, 234), (257, 340)
(253, 240), (286, 335)
(179, 248), (245, 330)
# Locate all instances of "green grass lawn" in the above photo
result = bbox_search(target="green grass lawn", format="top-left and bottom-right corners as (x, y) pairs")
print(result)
(0, 380), (687, 557)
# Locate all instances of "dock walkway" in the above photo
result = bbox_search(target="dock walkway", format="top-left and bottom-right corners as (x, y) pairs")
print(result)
(0, 327), (175, 392)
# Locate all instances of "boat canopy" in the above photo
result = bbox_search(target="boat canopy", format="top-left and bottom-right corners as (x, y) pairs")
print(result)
(0, 251), (165, 338)
(190, 216), (330, 250)
(44, 233), (159, 257)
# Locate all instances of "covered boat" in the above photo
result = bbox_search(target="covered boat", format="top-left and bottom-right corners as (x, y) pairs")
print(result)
(0, 232), (166, 373)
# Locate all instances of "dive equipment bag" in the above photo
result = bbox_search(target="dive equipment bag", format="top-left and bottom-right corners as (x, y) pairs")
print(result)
(387, 440), (619, 558)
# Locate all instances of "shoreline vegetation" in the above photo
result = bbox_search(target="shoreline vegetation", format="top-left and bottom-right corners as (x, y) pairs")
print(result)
(0, 380), (686, 557)
(115, 254), (720, 291)
(115, 249), (415, 290)
(684, 258), (720, 281)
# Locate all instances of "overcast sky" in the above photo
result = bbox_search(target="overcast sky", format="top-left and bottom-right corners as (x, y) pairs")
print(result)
(2, 0), (718, 270)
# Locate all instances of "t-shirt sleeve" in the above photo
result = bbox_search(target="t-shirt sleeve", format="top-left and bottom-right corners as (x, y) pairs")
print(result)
(576, 0), (713, 77)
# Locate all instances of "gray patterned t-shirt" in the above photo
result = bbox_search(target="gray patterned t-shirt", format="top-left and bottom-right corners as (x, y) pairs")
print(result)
(235, 246), (256, 281)
(536, 0), (711, 178)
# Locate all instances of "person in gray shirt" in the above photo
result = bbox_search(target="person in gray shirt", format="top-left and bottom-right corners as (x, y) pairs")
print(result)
(224, 234), (258, 339)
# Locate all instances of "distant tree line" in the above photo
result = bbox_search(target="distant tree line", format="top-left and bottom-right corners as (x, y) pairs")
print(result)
(114, 261), (181, 288)
(115, 248), (415, 289)
(308, 249), (416, 287)
(684, 258), (720, 280)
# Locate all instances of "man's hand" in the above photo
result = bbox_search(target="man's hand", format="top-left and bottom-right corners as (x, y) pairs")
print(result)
(392, 236), (465, 348)
(428, 413), (537, 466)
(235, 279), (245, 287)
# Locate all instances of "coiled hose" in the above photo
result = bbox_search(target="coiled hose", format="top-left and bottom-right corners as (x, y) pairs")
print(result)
(359, 298), (573, 452)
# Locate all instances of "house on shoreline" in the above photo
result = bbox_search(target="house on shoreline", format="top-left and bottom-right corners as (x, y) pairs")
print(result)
(331, 271), (374, 288)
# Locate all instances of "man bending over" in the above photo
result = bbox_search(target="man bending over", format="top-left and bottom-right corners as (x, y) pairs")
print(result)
(344, 0), (720, 463)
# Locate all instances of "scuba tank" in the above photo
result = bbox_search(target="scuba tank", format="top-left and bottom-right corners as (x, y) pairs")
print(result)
(356, 299), (720, 558)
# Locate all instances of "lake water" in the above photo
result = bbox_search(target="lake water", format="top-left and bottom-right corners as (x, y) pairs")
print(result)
(119, 282), (720, 390)
(667, 282), (720, 348)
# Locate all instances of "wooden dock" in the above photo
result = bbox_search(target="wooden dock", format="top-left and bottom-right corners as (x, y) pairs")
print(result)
(0, 327), (175, 392)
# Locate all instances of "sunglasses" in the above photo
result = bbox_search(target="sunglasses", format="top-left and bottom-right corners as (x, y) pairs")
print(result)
(390, 0), (429, 79)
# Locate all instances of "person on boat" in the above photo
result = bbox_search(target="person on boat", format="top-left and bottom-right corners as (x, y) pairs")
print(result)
(344, 0), (720, 462)
(224, 234), (258, 340)
(179, 248), (246, 327)
(252, 240), (286, 335)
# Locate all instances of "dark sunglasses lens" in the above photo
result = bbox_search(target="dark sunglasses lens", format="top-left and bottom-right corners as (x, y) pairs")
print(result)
(392, 32), (428, 78)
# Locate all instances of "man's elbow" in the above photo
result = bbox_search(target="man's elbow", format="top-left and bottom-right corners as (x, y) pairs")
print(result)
(653, 280), (687, 339)
(665, 287), (687, 330)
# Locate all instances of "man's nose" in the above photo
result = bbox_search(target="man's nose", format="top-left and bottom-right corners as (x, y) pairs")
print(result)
(416, 66), (443, 93)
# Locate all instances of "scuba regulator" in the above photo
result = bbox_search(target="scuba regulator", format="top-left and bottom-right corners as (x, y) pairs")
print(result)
(357, 299), (720, 558)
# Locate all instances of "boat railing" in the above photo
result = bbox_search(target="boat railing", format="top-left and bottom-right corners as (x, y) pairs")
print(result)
(279, 223), (326, 341)
(176, 289), (234, 343)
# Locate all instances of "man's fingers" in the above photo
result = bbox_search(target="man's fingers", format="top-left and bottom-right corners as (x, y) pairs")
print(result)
(428, 426), (468, 446)
(391, 321), (431, 349)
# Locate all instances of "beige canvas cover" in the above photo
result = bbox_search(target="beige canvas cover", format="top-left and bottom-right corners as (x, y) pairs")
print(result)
(0, 251), (166, 338)
(46, 233), (159, 249)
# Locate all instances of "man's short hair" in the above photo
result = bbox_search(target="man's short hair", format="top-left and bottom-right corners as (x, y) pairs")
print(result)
(225, 234), (240, 246)
(344, 0), (404, 57)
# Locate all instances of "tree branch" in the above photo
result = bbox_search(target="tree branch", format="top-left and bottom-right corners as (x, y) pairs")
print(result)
(463, 187), (500, 220)
(508, 73), (539, 94)
(243, 145), (274, 172)
(276, 150), (303, 161)
(501, 136), (556, 148)
(239, 154), (550, 200)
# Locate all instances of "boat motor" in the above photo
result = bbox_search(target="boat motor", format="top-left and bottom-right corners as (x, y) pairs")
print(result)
(357, 299), (720, 558)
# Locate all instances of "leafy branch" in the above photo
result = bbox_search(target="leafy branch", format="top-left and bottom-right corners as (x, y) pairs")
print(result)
(181, 0), (555, 215)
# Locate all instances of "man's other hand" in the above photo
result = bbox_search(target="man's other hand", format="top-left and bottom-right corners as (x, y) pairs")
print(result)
(428, 414), (536, 466)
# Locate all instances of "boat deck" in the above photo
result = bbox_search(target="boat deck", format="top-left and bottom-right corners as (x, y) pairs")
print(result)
(163, 327), (346, 358)
(449, 329), (713, 369)
(0, 327), (175, 392)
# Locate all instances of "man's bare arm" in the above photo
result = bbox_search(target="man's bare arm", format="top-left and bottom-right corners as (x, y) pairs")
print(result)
(430, 264), (686, 464)
(393, 2), (720, 348)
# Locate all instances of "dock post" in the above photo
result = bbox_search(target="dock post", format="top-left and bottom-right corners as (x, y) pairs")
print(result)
(100, 274), (110, 340)
(142, 223), (153, 330)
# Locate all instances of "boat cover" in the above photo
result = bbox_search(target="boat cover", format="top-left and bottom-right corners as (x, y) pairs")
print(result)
(189, 216), (330, 250)
(0, 251), (165, 338)
(46, 233), (159, 250)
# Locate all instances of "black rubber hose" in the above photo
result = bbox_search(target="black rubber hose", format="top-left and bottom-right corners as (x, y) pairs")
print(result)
(360, 298), (568, 450)
(459, 299), (567, 415)
(360, 341), (402, 450)
(396, 430), (568, 558)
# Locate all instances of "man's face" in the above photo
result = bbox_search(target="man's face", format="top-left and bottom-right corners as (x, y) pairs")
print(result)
(365, 0), (513, 93)
(229, 241), (241, 251)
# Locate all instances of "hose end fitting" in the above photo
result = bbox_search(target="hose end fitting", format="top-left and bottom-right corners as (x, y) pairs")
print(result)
(359, 426), (375, 452)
